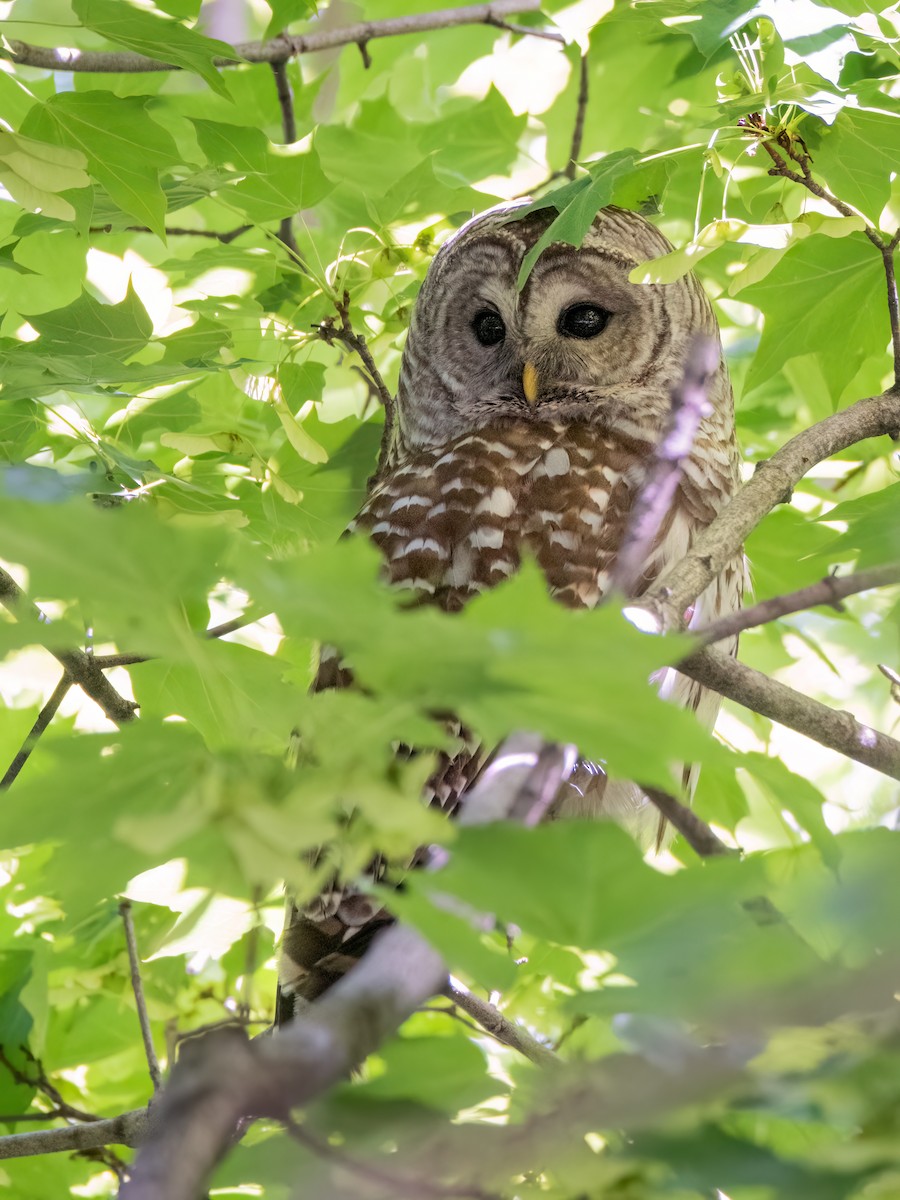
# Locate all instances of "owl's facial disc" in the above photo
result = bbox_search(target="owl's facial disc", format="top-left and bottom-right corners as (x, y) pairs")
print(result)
(395, 205), (718, 449)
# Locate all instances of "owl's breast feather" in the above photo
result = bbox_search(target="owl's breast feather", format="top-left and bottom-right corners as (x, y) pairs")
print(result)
(352, 419), (679, 611)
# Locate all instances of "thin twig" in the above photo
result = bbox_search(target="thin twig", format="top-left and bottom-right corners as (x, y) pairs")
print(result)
(698, 564), (900, 645)
(0, 674), (71, 790)
(90, 224), (251, 243)
(445, 986), (559, 1066)
(760, 141), (870, 234)
(0, 566), (136, 724)
(610, 336), (719, 598)
(77, 1144), (128, 1181)
(485, 15), (564, 42)
(565, 54), (589, 178)
(269, 61), (300, 257)
(642, 787), (734, 857)
(286, 1118), (500, 1200)
(316, 290), (395, 469)
(357, 39), (373, 68)
(881, 243), (900, 386)
(91, 612), (263, 669)
(5, 2), (549, 73)
(119, 901), (163, 1092)
(0, 1048), (99, 1125)
(0, 1113), (70, 1123)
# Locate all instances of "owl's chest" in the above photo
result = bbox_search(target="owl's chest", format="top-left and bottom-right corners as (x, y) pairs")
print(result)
(354, 420), (693, 611)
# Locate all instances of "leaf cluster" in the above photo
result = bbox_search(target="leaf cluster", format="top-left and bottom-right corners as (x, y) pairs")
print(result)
(0, 0), (898, 1197)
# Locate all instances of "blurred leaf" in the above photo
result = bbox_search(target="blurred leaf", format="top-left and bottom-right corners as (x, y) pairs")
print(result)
(264, 0), (316, 39)
(0, 131), (89, 222)
(0, 497), (227, 656)
(740, 752), (838, 866)
(353, 1036), (495, 1114)
(813, 484), (900, 568)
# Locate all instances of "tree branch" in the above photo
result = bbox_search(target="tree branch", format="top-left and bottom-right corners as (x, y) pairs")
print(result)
(641, 389), (900, 631)
(0, 1109), (149, 1160)
(90, 224), (251, 243)
(611, 335), (719, 597)
(5, 2), (549, 74)
(680, 646), (900, 782)
(121, 925), (447, 1200)
(698, 563), (900, 645)
(91, 612), (262, 669)
(446, 986), (559, 1066)
(119, 901), (163, 1092)
(0, 566), (137, 725)
(642, 787), (734, 857)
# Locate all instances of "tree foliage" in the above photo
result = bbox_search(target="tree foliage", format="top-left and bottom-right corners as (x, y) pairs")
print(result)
(0, 0), (899, 1196)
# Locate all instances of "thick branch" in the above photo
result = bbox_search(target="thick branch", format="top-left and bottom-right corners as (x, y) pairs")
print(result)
(643, 389), (900, 630)
(121, 925), (447, 1200)
(699, 563), (900, 645)
(5, 2), (546, 73)
(680, 646), (900, 782)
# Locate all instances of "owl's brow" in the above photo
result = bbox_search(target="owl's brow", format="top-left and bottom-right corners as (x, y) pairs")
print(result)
(530, 243), (640, 273)
(452, 230), (523, 262)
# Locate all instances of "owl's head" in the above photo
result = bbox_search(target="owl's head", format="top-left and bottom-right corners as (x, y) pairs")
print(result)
(395, 204), (725, 450)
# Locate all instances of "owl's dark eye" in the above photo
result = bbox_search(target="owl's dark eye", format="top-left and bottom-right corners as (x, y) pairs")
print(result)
(557, 303), (610, 339)
(472, 309), (506, 347)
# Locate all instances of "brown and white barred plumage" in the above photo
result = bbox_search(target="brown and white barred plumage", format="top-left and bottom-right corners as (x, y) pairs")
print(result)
(279, 204), (742, 1008)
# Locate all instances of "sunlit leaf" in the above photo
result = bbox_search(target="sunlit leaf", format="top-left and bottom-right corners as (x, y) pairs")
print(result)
(72, 0), (234, 98)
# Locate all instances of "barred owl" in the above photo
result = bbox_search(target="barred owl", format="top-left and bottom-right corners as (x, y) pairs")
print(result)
(279, 204), (742, 1007)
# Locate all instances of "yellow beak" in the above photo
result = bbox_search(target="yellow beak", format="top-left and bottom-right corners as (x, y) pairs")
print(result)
(522, 361), (539, 406)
